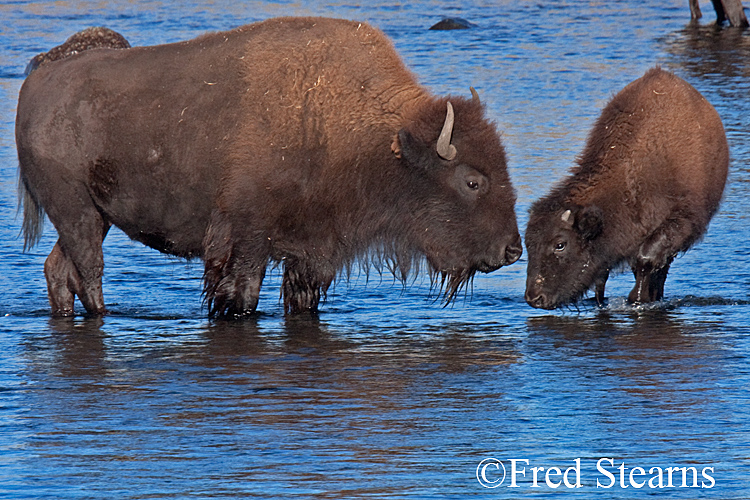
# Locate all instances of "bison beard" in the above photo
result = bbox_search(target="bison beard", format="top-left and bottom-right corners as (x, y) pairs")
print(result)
(16, 17), (522, 318)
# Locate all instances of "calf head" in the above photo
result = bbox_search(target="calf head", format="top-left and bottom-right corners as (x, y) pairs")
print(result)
(524, 203), (606, 309)
(393, 93), (522, 301)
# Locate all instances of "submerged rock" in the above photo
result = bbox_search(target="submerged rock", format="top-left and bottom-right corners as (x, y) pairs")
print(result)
(429, 18), (476, 30)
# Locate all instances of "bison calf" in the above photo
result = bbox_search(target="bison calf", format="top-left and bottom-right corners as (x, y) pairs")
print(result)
(525, 67), (728, 310)
(16, 17), (522, 318)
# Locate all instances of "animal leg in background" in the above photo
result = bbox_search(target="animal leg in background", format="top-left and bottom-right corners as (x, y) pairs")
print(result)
(43, 207), (110, 315)
(282, 259), (334, 314)
(627, 212), (702, 304)
(711, 0), (749, 27)
(689, 0), (703, 20)
(689, 0), (749, 27)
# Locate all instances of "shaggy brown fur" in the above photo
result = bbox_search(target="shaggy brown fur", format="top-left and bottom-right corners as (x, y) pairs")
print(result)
(25, 27), (130, 75)
(16, 17), (521, 318)
(525, 67), (728, 309)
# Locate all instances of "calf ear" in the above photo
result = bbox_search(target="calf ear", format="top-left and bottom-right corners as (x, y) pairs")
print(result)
(575, 205), (604, 241)
(395, 128), (432, 171)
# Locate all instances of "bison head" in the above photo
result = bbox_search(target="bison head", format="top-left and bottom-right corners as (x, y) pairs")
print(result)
(392, 92), (522, 302)
(524, 203), (607, 309)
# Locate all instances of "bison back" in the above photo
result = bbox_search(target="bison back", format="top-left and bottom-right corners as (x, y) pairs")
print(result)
(573, 67), (728, 235)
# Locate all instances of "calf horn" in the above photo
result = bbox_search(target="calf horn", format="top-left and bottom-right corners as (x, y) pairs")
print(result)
(436, 101), (457, 161)
(470, 86), (480, 105)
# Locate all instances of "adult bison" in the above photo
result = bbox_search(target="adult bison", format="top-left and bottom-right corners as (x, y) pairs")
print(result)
(16, 17), (522, 318)
(524, 67), (728, 310)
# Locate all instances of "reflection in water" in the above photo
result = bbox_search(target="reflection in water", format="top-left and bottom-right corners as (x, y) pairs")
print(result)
(521, 311), (744, 488)
(660, 23), (750, 145)
(662, 24), (750, 81)
(8, 305), (749, 496)
(526, 310), (734, 423)
(16, 315), (522, 497)
(42, 317), (109, 380)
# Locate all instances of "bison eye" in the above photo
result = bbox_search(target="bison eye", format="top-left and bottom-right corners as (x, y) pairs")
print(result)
(453, 165), (487, 198)
(554, 241), (567, 252)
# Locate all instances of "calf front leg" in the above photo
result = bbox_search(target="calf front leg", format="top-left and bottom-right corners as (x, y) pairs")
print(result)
(594, 269), (609, 307)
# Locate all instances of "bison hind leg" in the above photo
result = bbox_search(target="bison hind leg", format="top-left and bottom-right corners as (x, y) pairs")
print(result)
(44, 237), (108, 316)
(628, 210), (704, 305)
(41, 204), (110, 316)
(628, 258), (673, 305)
(282, 259), (333, 315)
(44, 241), (79, 316)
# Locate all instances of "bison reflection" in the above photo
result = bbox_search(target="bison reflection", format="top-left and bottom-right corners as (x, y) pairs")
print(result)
(16, 18), (521, 318)
(525, 67), (728, 310)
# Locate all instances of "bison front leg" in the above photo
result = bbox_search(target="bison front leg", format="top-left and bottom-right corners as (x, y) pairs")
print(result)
(205, 264), (266, 319)
(282, 259), (333, 314)
(203, 249), (266, 318)
(689, 0), (702, 20)
(203, 214), (268, 319)
(594, 269), (609, 307)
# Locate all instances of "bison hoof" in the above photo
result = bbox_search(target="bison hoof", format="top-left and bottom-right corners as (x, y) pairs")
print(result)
(51, 308), (76, 317)
(211, 307), (258, 320)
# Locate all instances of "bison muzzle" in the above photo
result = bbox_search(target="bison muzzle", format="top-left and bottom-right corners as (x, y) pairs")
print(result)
(16, 17), (522, 318)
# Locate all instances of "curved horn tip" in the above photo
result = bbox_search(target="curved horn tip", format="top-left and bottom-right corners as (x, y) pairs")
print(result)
(441, 144), (457, 161)
(470, 86), (480, 104)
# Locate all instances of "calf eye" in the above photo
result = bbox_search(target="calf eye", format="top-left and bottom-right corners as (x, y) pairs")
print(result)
(467, 180), (479, 190)
(554, 241), (567, 252)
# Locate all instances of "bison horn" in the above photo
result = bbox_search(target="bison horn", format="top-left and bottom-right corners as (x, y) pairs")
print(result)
(436, 101), (457, 161)
(470, 86), (480, 105)
(561, 209), (572, 223)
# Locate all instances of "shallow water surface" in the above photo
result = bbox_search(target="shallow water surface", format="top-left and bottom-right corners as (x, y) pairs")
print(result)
(1, 1), (750, 498)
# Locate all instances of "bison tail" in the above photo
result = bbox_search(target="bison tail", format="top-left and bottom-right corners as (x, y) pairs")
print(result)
(25, 27), (131, 75)
(17, 174), (45, 251)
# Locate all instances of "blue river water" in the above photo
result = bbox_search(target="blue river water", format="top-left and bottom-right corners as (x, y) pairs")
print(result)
(1, 1), (749, 498)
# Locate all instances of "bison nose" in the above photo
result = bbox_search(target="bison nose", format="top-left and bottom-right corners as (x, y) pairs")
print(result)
(504, 235), (523, 265)
(525, 289), (551, 309)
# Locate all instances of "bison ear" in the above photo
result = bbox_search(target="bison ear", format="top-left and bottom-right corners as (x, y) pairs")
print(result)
(395, 128), (432, 171)
(574, 205), (604, 241)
